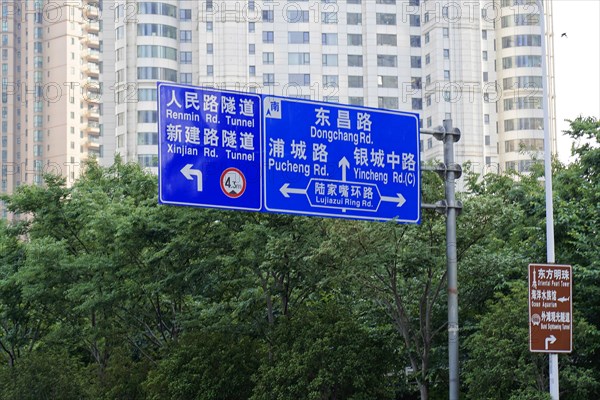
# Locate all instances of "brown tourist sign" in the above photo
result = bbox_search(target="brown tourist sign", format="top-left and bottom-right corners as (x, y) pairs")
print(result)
(528, 264), (572, 353)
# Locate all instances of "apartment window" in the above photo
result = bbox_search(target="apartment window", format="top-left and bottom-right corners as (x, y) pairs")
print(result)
(410, 56), (421, 68)
(138, 88), (157, 101)
(377, 55), (397, 67)
(378, 75), (398, 88)
(348, 97), (364, 106)
(482, 30), (487, 39)
(427, 117), (432, 127)
(180, 30), (192, 42)
(138, 110), (157, 123)
(248, 22), (255, 33)
(444, 70), (450, 80)
(483, 72), (489, 82)
(378, 97), (399, 109)
(288, 52), (310, 65)
(288, 73), (310, 86)
(137, 24), (177, 39)
(322, 33), (338, 45)
(180, 73), (192, 84)
(443, 49), (450, 59)
(207, 65), (214, 76)
(484, 115), (490, 125)
(347, 34), (362, 46)
(262, 31), (274, 43)
(424, 32), (430, 44)
(410, 36), (421, 48)
(376, 13), (396, 25)
(179, 9), (192, 20)
(263, 73), (275, 86)
(263, 52), (274, 64)
(206, 22), (213, 32)
(347, 13), (362, 25)
(501, 34), (542, 49)
(138, 155), (158, 168)
(180, 51), (192, 64)
(287, 10), (309, 23)
(348, 75), (363, 88)
(249, 66), (256, 76)
(411, 77), (422, 89)
(410, 14), (420, 27)
(443, 28), (449, 38)
(322, 12), (338, 24)
(249, 44), (255, 54)
(289, 31), (310, 44)
(483, 51), (488, 61)
(138, 132), (159, 145)
(263, 10), (274, 22)
(322, 54), (339, 66)
(323, 75), (339, 88)
(348, 55), (363, 67)
(207, 43), (213, 54)
(377, 34), (397, 46)
(412, 98), (423, 110)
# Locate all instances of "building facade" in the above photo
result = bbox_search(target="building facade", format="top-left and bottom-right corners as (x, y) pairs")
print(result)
(107, 0), (556, 177)
(0, 0), (102, 217)
(0, 0), (556, 217)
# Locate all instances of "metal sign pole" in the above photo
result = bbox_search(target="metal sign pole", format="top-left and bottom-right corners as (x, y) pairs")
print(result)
(421, 120), (462, 399)
(443, 120), (460, 400)
(538, 1), (559, 397)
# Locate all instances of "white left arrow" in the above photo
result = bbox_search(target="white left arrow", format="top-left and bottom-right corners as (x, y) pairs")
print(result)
(381, 193), (407, 207)
(181, 164), (203, 192)
(545, 335), (557, 350)
(280, 183), (306, 198)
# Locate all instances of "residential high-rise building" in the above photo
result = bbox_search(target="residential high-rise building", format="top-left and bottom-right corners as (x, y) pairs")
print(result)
(0, 0), (102, 217)
(106, 0), (556, 177)
(0, 1), (556, 218)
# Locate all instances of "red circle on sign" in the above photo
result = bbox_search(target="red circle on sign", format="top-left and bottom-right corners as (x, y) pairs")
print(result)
(220, 168), (246, 198)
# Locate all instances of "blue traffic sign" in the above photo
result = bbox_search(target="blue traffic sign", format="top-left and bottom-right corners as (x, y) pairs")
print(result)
(263, 96), (420, 223)
(158, 83), (262, 211)
(158, 83), (420, 224)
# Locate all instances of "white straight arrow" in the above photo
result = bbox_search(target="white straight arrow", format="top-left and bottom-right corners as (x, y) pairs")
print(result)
(338, 157), (350, 212)
(280, 183), (306, 198)
(338, 157), (350, 182)
(181, 164), (203, 192)
(545, 335), (557, 350)
(381, 193), (407, 207)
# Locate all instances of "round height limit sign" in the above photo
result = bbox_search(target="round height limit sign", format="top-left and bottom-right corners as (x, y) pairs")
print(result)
(529, 264), (572, 353)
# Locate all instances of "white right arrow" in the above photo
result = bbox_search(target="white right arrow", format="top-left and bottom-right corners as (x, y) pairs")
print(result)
(558, 296), (570, 303)
(181, 164), (203, 192)
(545, 335), (557, 350)
(338, 157), (350, 182)
(381, 193), (407, 207)
(280, 183), (307, 198)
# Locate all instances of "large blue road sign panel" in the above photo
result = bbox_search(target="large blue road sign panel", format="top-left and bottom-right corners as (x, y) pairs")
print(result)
(157, 83), (420, 224)
(158, 83), (262, 211)
(263, 96), (420, 223)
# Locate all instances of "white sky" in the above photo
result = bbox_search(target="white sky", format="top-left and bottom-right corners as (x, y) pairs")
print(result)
(552, 0), (600, 162)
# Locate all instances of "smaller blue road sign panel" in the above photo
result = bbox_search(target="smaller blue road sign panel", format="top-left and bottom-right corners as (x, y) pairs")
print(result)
(263, 96), (420, 223)
(158, 83), (262, 211)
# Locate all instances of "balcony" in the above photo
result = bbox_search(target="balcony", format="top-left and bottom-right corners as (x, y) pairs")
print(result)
(85, 121), (100, 134)
(83, 49), (100, 62)
(86, 107), (100, 120)
(85, 21), (100, 33)
(82, 33), (100, 48)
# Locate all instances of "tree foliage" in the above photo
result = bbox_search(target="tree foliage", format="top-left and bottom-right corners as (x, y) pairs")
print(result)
(0, 117), (598, 399)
